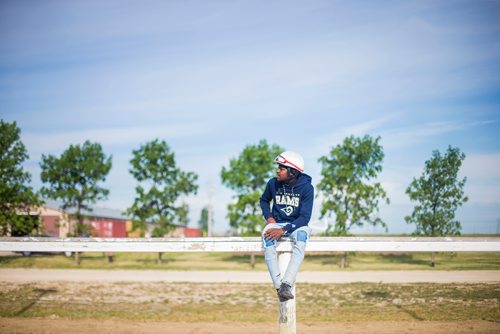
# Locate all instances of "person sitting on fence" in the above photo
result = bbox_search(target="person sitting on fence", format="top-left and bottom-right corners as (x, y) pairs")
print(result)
(260, 150), (314, 302)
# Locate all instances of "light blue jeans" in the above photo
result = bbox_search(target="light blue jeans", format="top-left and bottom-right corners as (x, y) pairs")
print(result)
(262, 223), (312, 289)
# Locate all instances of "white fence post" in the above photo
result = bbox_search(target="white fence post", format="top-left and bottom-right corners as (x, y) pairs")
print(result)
(278, 251), (295, 334)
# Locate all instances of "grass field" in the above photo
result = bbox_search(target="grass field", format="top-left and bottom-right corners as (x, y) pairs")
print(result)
(0, 281), (498, 323)
(1, 251), (499, 271)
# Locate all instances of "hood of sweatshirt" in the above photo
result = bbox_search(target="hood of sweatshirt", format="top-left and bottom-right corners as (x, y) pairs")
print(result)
(281, 173), (312, 190)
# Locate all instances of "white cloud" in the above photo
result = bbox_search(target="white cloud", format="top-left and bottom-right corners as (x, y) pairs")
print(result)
(22, 123), (209, 155)
(311, 115), (397, 158)
(377, 120), (495, 151)
(379, 121), (466, 150)
(461, 152), (500, 180)
(460, 153), (500, 205)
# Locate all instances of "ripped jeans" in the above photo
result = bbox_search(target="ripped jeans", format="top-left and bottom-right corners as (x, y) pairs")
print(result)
(262, 223), (312, 289)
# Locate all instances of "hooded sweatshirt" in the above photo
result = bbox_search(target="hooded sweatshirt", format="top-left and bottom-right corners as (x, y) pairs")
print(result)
(260, 173), (314, 234)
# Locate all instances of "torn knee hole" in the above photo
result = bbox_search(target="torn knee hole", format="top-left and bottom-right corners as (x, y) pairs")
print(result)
(297, 231), (308, 242)
(264, 239), (276, 247)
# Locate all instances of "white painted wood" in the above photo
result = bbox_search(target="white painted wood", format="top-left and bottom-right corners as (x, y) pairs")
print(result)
(0, 237), (499, 253)
(278, 251), (295, 334)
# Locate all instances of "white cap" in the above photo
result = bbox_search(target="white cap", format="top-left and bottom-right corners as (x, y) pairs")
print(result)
(275, 151), (305, 172)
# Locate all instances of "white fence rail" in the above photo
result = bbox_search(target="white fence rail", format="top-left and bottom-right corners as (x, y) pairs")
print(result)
(1, 236), (500, 253)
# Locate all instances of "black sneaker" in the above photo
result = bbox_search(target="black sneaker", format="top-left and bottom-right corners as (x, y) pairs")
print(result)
(276, 289), (287, 302)
(278, 283), (294, 301)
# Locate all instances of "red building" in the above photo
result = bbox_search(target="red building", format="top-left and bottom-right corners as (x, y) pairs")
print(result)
(183, 227), (201, 237)
(39, 201), (201, 238)
(39, 201), (130, 238)
(89, 218), (127, 238)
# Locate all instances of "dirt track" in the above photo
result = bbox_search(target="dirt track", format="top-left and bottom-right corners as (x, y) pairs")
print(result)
(1, 268), (499, 283)
(1, 318), (499, 334)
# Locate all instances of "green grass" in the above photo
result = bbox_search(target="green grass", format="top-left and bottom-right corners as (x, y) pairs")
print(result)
(1, 251), (499, 270)
(0, 282), (498, 322)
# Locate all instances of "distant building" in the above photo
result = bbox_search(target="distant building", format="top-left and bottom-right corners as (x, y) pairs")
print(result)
(37, 203), (129, 238)
(89, 218), (127, 238)
(126, 221), (143, 238)
(165, 226), (201, 238)
(37, 206), (71, 237)
(35, 201), (201, 238)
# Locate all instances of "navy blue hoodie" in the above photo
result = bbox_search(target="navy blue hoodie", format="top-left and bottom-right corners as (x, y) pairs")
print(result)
(260, 173), (314, 234)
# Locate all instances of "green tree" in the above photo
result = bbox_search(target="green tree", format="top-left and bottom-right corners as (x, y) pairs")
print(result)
(126, 139), (198, 238)
(40, 140), (112, 237)
(198, 206), (210, 236)
(405, 146), (467, 267)
(318, 135), (389, 236)
(0, 120), (41, 236)
(317, 135), (389, 268)
(220, 139), (283, 236)
(405, 146), (468, 236)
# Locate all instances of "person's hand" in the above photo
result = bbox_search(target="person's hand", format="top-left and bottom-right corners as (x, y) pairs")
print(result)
(266, 217), (277, 225)
(264, 227), (284, 241)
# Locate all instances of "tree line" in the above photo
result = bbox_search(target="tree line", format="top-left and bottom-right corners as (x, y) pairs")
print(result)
(1, 120), (468, 239)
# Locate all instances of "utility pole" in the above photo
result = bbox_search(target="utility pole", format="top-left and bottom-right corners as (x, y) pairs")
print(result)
(207, 182), (213, 237)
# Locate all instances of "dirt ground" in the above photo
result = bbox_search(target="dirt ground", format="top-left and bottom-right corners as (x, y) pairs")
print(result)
(1, 268), (499, 284)
(1, 278), (498, 333)
(1, 318), (499, 334)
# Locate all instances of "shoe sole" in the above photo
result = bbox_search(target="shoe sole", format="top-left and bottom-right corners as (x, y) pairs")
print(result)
(278, 293), (294, 301)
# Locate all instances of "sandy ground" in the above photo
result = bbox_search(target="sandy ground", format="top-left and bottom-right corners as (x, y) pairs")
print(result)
(1, 268), (499, 283)
(1, 318), (499, 334)
(1, 269), (498, 333)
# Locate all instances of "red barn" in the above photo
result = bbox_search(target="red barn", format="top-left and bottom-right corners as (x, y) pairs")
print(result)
(40, 200), (130, 238)
(183, 227), (202, 237)
(39, 200), (201, 238)
(90, 219), (127, 238)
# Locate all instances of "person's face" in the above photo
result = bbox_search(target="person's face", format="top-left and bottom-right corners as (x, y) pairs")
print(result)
(276, 165), (289, 182)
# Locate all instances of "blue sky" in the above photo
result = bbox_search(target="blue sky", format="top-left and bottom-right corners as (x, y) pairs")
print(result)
(1, 0), (499, 234)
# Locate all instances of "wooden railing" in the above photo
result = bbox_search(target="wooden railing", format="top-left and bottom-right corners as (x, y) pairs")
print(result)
(2, 236), (500, 253)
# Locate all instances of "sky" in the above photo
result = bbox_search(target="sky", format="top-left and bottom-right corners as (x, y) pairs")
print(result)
(1, 0), (499, 235)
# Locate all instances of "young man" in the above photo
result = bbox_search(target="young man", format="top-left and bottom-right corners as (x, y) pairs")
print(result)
(260, 151), (314, 302)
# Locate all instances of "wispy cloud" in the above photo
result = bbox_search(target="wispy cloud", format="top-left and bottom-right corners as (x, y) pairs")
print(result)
(460, 152), (500, 205)
(380, 121), (465, 150)
(22, 123), (210, 156)
(311, 114), (397, 157)
(380, 120), (496, 150)
(311, 116), (475, 157)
